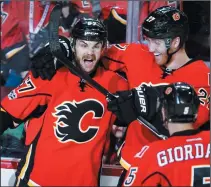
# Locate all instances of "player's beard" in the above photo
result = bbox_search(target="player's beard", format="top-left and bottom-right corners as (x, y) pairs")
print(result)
(75, 54), (99, 74)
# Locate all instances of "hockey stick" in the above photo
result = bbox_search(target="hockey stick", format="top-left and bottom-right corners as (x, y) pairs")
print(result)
(48, 5), (168, 140)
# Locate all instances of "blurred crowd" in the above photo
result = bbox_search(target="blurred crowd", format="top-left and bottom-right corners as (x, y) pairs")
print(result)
(0, 0), (210, 165)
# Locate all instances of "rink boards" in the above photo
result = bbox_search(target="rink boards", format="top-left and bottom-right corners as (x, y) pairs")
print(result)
(1, 157), (123, 186)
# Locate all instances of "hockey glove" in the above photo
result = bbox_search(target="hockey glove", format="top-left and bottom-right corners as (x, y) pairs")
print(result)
(30, 35), (72, 80)
(107, 85), (161, 125)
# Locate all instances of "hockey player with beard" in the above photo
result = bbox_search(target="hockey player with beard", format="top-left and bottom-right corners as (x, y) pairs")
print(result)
(0, 17), (130, 186)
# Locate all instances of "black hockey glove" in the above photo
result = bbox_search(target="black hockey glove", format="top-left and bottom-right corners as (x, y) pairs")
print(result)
(30, 35), (72, 80)
(107, 85), (161, 125)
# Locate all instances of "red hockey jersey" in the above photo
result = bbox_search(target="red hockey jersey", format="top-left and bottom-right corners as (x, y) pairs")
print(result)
(1, 67), (128, 186)
(123, 130), (210, 186)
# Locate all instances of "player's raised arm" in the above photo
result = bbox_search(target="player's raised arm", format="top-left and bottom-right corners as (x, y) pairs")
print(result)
(0, 71), (53, 134)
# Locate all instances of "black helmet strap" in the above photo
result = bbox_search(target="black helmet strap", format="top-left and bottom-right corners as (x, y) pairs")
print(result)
(164, 36), (183, 66)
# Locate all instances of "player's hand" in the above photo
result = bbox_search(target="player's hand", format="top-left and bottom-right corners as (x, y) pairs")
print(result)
(30, 35), (72, 80)
(107, 85), (161, 124)
(107, 90), (137, 125)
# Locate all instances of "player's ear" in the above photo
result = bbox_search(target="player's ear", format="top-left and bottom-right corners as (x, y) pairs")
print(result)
(171, 37), (180, 50)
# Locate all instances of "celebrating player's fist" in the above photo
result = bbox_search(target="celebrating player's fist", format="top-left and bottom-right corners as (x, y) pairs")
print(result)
(30, 35), (71, 80)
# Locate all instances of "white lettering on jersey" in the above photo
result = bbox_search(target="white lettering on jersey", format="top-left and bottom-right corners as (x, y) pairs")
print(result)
(157, 143), (210, 167)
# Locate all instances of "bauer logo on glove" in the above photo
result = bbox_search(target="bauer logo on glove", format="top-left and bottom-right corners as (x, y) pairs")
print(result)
(135, 85), (147, 114)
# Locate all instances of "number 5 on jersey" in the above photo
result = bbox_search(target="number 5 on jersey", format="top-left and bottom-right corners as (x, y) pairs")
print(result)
(124, 167), (138, 186)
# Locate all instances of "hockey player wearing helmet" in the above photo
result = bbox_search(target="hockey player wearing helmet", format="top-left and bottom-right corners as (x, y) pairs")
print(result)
(107, 6), (209, 132)
(109, 6), (209, 127)
(0, 17), (130, 186)
(31, 17), (108, 79)
(123, 82), (210, 187)
(142, 6), (190, 73)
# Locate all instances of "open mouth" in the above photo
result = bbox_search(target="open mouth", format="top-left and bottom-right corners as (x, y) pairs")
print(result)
(84, 59), (94, 63)
(83, 58), (95, 69)
(154, 53), (161, 57)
